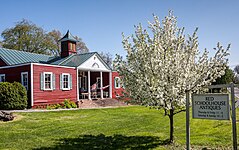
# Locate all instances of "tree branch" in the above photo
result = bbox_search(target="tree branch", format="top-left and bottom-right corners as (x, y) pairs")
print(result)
(173, 109), (186, 115)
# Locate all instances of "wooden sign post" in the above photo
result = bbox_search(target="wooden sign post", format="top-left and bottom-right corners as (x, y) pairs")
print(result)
(186, 83), (238, 150)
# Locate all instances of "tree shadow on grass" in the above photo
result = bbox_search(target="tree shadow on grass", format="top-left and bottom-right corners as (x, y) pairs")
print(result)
(34, 134), (170, 150)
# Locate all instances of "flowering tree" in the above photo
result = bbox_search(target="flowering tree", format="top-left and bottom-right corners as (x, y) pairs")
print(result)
(114, 12), (229, 143)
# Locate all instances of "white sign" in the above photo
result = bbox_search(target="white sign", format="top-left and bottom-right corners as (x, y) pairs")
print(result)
(192, 94), (230, 120)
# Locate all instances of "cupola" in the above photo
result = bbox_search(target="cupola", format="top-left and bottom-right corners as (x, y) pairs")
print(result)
(58, 30), (79, 58)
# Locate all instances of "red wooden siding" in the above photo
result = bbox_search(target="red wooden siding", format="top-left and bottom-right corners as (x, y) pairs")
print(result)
(33, 64), (77, 107)
(0, 64), (32, 107)
(103, 72), (110, 94)
(0, 58), (7, 67)
(112, 71), (124, 98)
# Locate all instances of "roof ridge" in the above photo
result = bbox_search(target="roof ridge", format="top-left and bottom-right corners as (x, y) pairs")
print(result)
(77, 52), (97, 56)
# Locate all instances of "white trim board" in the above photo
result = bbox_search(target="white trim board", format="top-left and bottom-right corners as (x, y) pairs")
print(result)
(77, 54), (111, 72)
(0, 62), (76, 69)
(30, 63), (34, 106)
(32, 63), (75, 69)
(0, 63), (30, 69)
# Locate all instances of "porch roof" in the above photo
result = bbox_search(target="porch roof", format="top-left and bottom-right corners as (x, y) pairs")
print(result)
(49, 52), (111, 70)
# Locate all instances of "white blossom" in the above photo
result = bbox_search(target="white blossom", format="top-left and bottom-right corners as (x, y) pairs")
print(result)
(114, 12), (229, 113)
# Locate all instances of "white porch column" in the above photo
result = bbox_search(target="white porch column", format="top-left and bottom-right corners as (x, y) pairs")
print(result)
(76, 68), (79, 101)
(88, 71), (91, 100)
(100, 71), (103, 99)
(109, 71), (112, 98)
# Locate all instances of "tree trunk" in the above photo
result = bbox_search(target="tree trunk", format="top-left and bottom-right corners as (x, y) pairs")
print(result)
(169, 109), (174, 143)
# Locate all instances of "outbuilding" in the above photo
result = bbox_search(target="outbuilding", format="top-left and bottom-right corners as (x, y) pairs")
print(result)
(0, 31), (124, 108)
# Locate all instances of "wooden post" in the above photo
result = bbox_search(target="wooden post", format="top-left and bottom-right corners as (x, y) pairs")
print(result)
(186, 90), (190, 150)
(230, 83), (237, 150)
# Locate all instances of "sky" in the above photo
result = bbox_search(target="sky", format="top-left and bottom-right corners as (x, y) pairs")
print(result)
(0, 0), (238, 68)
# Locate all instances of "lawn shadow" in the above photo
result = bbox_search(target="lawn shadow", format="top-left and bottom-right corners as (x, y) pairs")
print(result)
(34, 134), (170, 150)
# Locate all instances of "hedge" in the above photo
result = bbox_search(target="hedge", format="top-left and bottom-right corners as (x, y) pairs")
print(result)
(0, 82), (28, 110)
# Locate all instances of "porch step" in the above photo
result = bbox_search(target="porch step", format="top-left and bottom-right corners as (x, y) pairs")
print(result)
(78, 98), (128, 108)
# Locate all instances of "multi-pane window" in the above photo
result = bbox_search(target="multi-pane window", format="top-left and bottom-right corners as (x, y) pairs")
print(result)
(40, 72), (55, 91)
(61, 73), (72, 90)
(44, 72), (52, 90)
(63, 74), (69, 89)
(0, 74), (5, 82)
(114, 77), (120, 89)
(21, 72), (28, 90)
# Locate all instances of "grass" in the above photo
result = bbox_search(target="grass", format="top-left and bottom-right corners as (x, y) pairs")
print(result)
(0, 106), (238, 150)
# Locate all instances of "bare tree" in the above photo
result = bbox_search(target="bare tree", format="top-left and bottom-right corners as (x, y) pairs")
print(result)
(234, 65), (239, 74)
(99, 52), (112, 68)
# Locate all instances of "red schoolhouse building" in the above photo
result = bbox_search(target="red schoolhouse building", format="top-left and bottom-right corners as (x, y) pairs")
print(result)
(0, 31), (124, 108)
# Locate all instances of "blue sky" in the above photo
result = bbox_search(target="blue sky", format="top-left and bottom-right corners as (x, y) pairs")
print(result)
(0, 0), (238, 67)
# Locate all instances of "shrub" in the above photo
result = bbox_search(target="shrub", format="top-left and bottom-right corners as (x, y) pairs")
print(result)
(46, 99), (77, 109)
(0, 82), (28, 110)
(63, 99), (77, 108)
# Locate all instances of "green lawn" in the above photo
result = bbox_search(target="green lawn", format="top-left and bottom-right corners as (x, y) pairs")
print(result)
(0, 106), (238, 150)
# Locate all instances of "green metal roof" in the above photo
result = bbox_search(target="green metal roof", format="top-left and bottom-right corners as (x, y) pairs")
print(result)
(47, 55), (74, 65)
(0, 48), (111, 70)
(48, 52), (95, 67)
(58, 30), (79, 42)
(0, 48), (53, 65)
(59, 52), (96, 67)
(50, 52), (111, 70)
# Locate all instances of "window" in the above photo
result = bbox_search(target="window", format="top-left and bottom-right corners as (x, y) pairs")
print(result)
(21, 72), (28, 90)
(69, 43), (73, 50)
(40, 72), (55, 90)
(96, 77), (101, 89)
(44, 72), (52, 90)
(61, 73), (70, 90)
(0, 74), (5, 82)
(82, 76), (87, 91)
(114, 77), (120, 89)
(72, 43), (75, 51)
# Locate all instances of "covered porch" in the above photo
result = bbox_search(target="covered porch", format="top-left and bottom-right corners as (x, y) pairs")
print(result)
(77, 70), (112, 100)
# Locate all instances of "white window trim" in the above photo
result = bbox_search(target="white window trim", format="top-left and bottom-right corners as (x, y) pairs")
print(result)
(114, 77), (120, 89)
(43, 72), (53, 90)
(0, 74), (5, 82)
(21, 72), (28, 90)
(61, 73), (70, 90)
